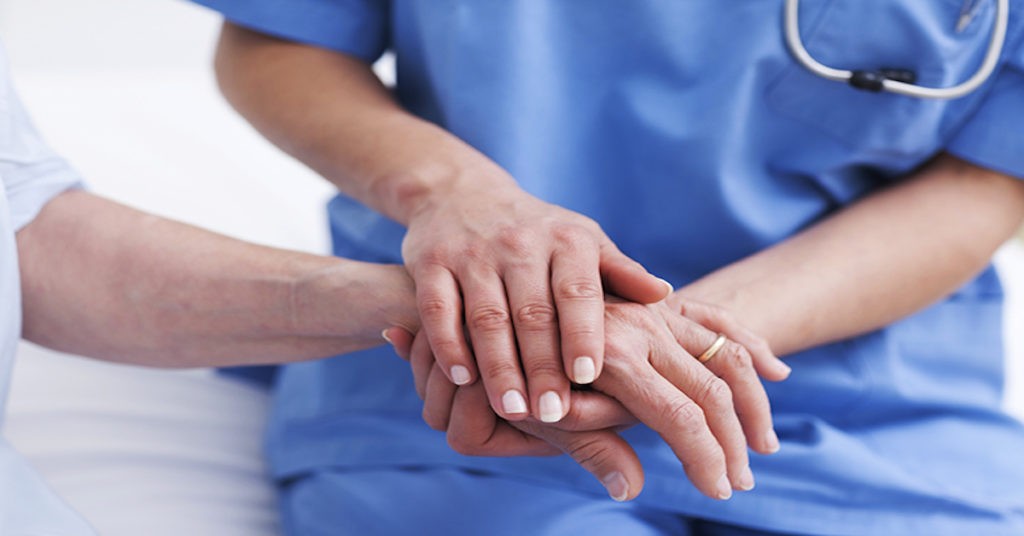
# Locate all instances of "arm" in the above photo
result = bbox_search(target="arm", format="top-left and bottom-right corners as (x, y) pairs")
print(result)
(678, 154), (1024, 356)
(17, 190), (417, 368)
(214, 23), (671, 422)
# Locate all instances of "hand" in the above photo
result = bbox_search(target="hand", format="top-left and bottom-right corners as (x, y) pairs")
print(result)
(389, 298), (785, 501)
(387, 327), (645, 502)
(402, 183), (670, 424)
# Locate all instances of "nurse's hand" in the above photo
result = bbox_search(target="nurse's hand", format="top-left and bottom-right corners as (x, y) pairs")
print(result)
(402, 184), (670, 425)
(389, 298), (782, 500)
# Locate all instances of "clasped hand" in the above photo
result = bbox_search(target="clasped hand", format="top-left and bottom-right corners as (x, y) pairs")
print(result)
(388, 297), (789, 502)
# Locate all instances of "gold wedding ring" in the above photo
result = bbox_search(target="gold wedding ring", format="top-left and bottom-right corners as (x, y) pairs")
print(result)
(697, 334), (727, 363)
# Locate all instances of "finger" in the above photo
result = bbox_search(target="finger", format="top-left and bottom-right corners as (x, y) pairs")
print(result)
(553, 390), (636, 432)
(423, 363), (458, 431)
(513, 420), (645, 502)
(701, 340), (780, 456)
(505, 263), (571, 423)
(415, 264), (475, 386)
(598, 239), (671, 304)
(383, 327), (414, 361)
(447, 382), (560, 457)
(550, 244), (605, 386)
(459, 267), (529, 421)
(647, 341), (754, 493)
(596, 358), (732, 500)
(662, 310), (780, 456)
(410, 330), (435, 400)
(679, 300), (791, 381)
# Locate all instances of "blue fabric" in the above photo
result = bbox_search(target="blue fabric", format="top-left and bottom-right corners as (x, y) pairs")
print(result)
(280, 467), (794, 536)
(194, 1), (1024, 534)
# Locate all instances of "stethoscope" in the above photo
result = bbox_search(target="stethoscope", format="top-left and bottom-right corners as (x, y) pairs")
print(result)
(784, 0), (1010, 99)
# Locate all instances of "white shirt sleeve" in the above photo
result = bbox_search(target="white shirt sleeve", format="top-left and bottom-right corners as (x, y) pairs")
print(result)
(0, 49), (83, 231)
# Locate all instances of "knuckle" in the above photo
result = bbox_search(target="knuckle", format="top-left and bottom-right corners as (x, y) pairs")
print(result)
(551, 224), (587, 245)
(719, 344), (753, 370)
(662, 398), (706, 431)
(419, 297), (454, 319)
(555, 278), (603, 302)
(468, 305), (511, 333)
(480, 359), (522, 382)
(695, 376), (733, 410)
(523, 358), (567, 381)
(496, 228), (533, 255)
(515, 302), (558, 329)
(429, 338), (464, 362)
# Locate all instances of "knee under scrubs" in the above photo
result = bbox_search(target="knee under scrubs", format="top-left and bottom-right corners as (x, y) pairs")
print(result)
(193, 1), (1024, 534)
(0, 45), (95, 535)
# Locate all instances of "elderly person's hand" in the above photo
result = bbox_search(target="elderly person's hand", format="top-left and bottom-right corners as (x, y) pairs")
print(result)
(402, 183), (672, 425)
(387, 297), (789, 501)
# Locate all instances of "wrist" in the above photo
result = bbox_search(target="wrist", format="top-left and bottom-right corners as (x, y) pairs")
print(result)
(373, 159), (522, 225)
(289, 260), (417, 343)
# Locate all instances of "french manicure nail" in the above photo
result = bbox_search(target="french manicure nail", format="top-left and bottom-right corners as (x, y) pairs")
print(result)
(602, 472), (629, 502)
(450, 365), (471, 385)
(658, 277), (675, 295)
(737, 466), (755, 491)
(717, 474), (733, 500)
(381, 329), (393, 344)
(573, 356), (596, 384)
(765, 429), (781, 454)
(502, 390), (528, 415)
(539, 391), (564, 423)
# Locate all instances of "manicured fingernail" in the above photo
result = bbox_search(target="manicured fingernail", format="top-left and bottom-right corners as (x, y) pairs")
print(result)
(450, 365), (471, 385)
(573, 356), (596, 384)
(502, 390), (528, 415)
(717, 474), (733, 500)
(602, 472), (629, 502)
(777, 361), (793, 378)
(539, 391), (564, 423)
(765, 429), (780, 454)
(658, 277), (674, 295)
(381, 329), (393, 344)
(737, 466), (755, 491)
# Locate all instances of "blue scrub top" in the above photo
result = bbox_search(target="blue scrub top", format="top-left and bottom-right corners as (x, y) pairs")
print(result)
(194, 1), (1024, 533)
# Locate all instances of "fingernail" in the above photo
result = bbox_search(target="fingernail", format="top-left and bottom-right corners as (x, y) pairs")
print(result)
(765, 429), (781, 454)
(539, 391), (564, 423)
(658, 277), (674, 295)
(778, 361), (793, 378)
(502, 390), (528, 415)
(737, 466), (755, 491)
(602, 472), (629, 502)
(450, 365), (471, 385)
(573, 356), (596, 384)
(381, 329), (393, 344)
(716, 474), (733, 500)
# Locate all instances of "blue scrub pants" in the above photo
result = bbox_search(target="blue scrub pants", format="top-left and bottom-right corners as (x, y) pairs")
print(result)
(279, 467), (797, 536)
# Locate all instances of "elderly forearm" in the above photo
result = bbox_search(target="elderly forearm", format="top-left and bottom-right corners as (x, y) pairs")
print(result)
(214, 22), (518, 224)
(680, 154), (1024, 356)
(16, 191), (416, 367)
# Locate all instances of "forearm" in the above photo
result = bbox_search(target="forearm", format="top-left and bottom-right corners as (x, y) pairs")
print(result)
(214, 22), (519, 224)
(17, 191), (416, 367)
(681, 154), (1024, 356)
